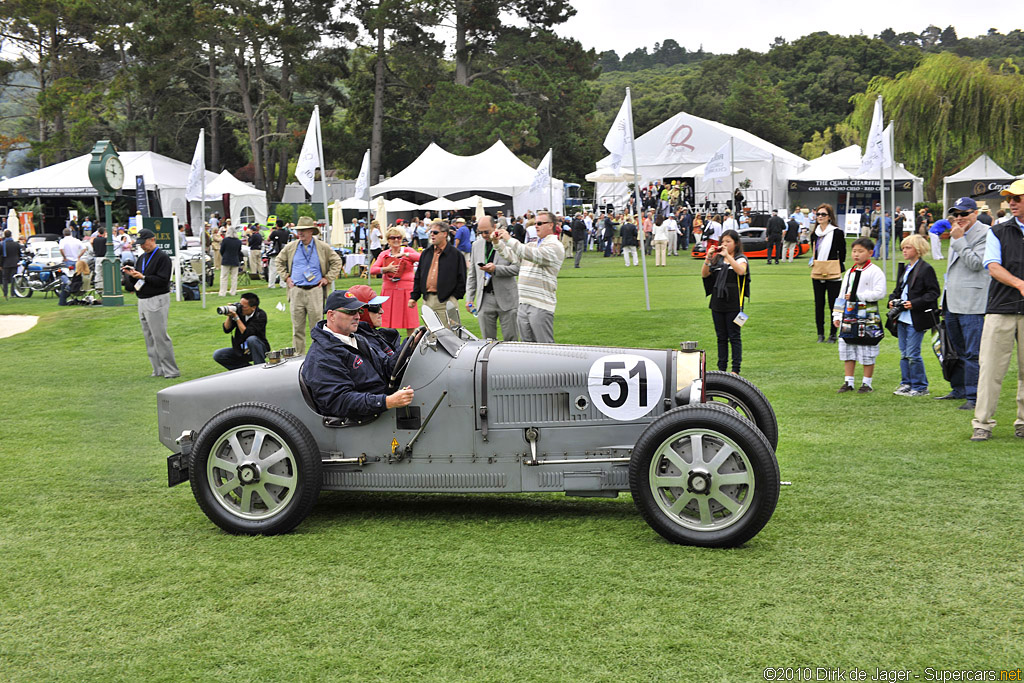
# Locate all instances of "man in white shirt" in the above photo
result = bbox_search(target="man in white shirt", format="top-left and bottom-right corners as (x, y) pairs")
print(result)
(58, 228), (85, 267)
(722, 211), (739, 233)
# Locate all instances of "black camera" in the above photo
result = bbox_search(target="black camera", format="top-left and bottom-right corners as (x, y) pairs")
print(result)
(217, 304), (240, 315)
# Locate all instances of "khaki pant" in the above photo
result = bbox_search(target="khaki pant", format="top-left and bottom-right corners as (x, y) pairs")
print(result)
(654, 240), (668, 266)
(973, 314), (1024, 432)
(288, 285), (326, 355)
(561, 232), (573, 258)
(422, 293), (459, 329)
(219, 265), (238, 296)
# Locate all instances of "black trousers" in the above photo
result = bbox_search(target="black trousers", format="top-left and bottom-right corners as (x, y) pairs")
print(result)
(767, 237), (783, 262)
(812, 278), (842, 336)
(1, 266), (16, 296)
(711, 309), (742, 373)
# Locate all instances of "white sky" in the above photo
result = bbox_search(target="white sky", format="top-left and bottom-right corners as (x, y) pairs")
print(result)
(552, 0), (1001, 56)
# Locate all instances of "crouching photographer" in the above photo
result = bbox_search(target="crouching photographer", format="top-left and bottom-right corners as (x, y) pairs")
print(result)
(213, 292), (270, 370)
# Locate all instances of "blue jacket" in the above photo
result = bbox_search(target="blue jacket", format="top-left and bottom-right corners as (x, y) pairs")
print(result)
(301, 320), (395, 418)
(357, 320), (401, 359)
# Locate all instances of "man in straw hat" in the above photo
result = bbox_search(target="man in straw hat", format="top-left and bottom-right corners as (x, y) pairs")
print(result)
(276, 216), (343, 354)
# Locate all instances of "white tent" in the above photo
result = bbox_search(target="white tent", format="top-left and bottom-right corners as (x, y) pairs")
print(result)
(0, 150), (268, 227)
(205, 170), (269, 224)
(942, 154), (1017, 213)
(788, 144), (924, 219)
(591, 111), (807, 210)
(455, 194), (503, 209)
(370, 140), (565, 217)
(417, 196), (462, 212)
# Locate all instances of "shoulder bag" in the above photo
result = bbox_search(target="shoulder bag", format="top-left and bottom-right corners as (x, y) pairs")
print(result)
(839, 270), (883, 346)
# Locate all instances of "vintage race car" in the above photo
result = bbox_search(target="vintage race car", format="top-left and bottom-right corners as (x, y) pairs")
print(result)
(157, 307), (781, 547)
(691, 227), (810, 259)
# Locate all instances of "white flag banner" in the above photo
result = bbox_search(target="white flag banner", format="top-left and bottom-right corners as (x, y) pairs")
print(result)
(295, 107), (321, 195)
(602, 91), (632, 175)
(857, 97), (890, 174)
(185, 129), (205, 201)
(880, 122), (894, 169)
(353, 149), (370, 201)
(529, 149), (552, 192)
(702, 139), (732, 181)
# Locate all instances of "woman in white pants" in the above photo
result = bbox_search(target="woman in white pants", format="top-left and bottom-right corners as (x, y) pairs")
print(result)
(653, 215), (670, 266)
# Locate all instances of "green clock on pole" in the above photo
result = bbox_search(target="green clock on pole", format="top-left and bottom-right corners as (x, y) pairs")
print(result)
(87, 140), (124, 306)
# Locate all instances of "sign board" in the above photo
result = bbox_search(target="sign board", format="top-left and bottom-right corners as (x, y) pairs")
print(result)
(970, 180), (1015, 199)
(135, 175), (150, 217)
(19, 211), (34, 236)
(143, 216), (178, 256)
(844, 212), (862, 236)
(788, 179), (914, 193)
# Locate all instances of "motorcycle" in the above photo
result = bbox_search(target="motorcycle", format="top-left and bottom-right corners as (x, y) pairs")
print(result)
(12, 253), (70, 298)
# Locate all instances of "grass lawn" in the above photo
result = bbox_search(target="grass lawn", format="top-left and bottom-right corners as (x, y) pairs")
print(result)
(1, 243), (1022, 681)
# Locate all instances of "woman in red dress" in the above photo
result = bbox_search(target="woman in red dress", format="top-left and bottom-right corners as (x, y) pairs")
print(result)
(370, 226), (421, 335)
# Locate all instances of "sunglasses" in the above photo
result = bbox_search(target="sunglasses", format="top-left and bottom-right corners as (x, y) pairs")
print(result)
(365, 305), (382, 313)
(1008, 195), (1023, 203)
(536, 220), (551, 225)
(388, 236), (402, 240)
(429, 230), (442, 235)
(331, 308), (361, 316)
(950, 210), (974, 218)
(816, 212), (829, 217)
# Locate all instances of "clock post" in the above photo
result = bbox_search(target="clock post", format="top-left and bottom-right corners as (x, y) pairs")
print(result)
(87, 141), (124, 306)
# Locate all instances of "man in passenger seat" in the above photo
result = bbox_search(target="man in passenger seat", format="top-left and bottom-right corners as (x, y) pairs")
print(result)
(301, 290), (414, 419)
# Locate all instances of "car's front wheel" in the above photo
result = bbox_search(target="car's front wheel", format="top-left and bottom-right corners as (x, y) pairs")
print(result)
(629, 403), (779, 547)
(189, 402), (321, 535)
(703, 371), (778, 450)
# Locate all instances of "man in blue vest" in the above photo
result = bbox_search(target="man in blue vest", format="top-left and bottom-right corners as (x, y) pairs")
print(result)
(971, 180), (1024, 441)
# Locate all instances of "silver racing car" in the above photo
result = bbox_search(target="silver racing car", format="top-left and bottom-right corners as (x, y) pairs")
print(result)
(157, 307), (781, 547)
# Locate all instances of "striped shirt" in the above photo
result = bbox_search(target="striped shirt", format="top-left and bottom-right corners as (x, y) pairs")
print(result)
(495, 234), (564, 312)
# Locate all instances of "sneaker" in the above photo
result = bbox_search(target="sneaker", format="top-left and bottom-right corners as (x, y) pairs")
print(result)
(957, 401), (976, 410)
(837, 383), (854, 393)
(893, 384), (911, 395)
(970, 428), (991, 442)
(1015, 425), (1024, 438)
(857, 384), (873, 394)
(906, 389), (930, 397)
(933, 392), (962, 401)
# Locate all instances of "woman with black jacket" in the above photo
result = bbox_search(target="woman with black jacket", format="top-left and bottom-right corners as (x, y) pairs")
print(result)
(810, 203), (847, 343)
(702, 229), (749, 374)
(888, 234), (941, 397)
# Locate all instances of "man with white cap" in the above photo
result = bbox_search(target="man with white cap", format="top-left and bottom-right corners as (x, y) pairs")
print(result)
(276, 216), (343, 354)
(971, 179), (1024, 440)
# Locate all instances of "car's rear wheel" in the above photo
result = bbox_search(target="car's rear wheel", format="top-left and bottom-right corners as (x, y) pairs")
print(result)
(12, 275), (32, 298)
(189, 402), (321, 535)
(629, 403), (779, 547)
(704, 371), (778, 451)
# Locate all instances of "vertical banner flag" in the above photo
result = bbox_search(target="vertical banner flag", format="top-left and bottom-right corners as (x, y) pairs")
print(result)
(135, 175), (150, 217)
(353, 149), (370, 201)
(185, 129), (205, 201)
(296, 107), (320, 195)
(702, 139), (732, 181)
(857, 97), (890, 174)
(530, 149), (552, 192)
(603, 90), (632, 175)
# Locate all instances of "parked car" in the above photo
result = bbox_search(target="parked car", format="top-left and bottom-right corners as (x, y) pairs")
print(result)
(691, 227), (809, 260)
(157, 307), (781, 547)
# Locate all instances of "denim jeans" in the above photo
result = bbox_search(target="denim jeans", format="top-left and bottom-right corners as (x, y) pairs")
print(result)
(897, 321), (928, 391)
(945, 312), (984, 401)
(214, 337), (269, 370)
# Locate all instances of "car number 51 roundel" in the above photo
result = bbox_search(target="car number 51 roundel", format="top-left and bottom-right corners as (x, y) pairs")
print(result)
(587, 354), (664, 421)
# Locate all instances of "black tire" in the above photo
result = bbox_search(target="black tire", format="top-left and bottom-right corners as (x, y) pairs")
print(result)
(704, 371), (778, 451)
(189, 402), (322, 535)
(629, 403), (779, 547)
(12, 275), (32, 298)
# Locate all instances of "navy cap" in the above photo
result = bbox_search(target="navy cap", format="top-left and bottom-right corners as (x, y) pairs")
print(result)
(324, 290), (366, 314)
(136, 229), (156, 241)
(950, 197), (978, 213)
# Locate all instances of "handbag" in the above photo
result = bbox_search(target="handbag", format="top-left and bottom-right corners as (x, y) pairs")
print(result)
(839, 270), (884, 346)
(811, 259), (841, 280)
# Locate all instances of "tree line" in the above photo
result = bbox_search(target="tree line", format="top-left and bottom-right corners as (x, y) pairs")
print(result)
(2, 4), (1023, 202)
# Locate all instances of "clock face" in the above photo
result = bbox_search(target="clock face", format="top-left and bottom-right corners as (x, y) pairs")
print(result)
(104, 156), (124, 191)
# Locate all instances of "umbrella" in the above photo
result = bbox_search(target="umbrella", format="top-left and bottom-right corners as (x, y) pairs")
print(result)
(475, 197), (485, 221)
(330, 200), (347, 248)
(417, 196), (462, 212)
(455, 194), (503, 210)
(374, 196), (387, 230)
(384, 198), (421, 212)
(336, 196), (370, 210)
(7, 209), (18, 240)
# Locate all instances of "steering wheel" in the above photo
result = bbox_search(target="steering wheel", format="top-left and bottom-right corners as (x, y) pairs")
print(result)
(388, 326), (427, 391)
